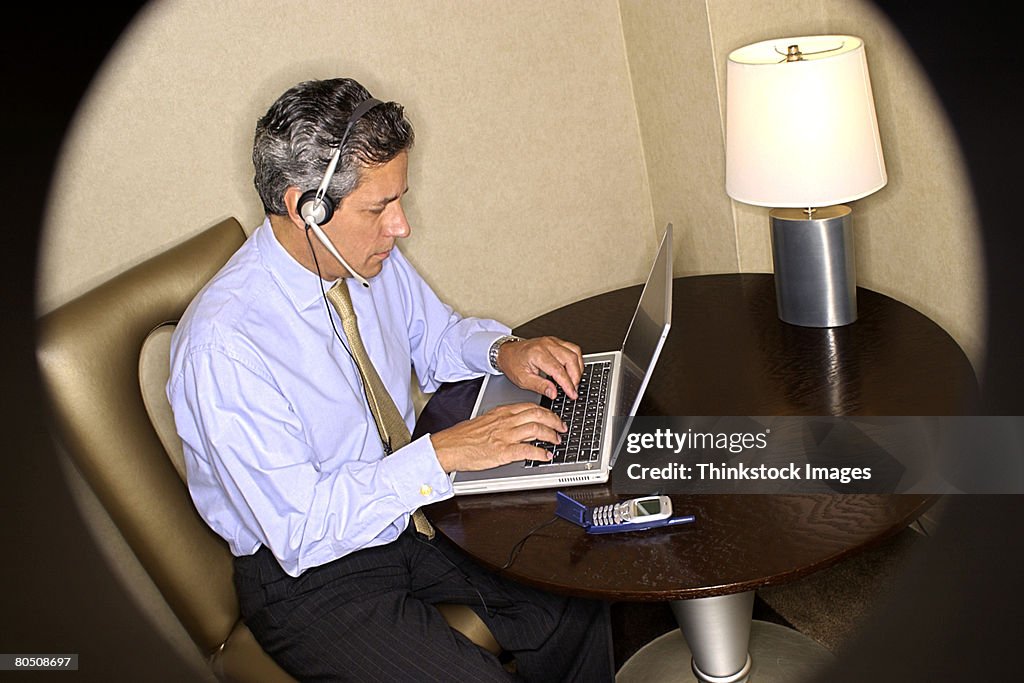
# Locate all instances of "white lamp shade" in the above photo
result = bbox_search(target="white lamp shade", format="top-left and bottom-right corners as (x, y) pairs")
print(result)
(726, 35), (887, 208)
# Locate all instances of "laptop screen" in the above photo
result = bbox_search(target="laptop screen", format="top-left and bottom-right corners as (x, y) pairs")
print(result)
(616, 225), (673, 417)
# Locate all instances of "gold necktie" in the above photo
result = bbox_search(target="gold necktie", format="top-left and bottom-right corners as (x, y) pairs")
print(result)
(326, 280), (435, 539)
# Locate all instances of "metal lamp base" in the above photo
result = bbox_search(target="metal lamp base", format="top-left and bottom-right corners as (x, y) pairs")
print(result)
(770, 206), (857, 327)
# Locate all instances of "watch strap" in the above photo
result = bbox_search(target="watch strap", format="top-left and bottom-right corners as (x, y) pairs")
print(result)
(488, 334), (523, 373)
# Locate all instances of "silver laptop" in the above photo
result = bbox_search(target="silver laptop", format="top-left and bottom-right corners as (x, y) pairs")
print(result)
(452, 224), (673, 495)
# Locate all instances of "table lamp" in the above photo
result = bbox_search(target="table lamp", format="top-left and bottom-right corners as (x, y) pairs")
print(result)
(726, 35), (886, 327)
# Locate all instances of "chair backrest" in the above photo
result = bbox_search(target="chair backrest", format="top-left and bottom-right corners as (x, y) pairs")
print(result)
(36, 218), (252, 662)
(139, 323), (189, 481)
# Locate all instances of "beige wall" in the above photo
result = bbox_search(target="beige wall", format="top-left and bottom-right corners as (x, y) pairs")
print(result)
(619, 0), (741, 274)
(39, 0), (655, 326)
(40, 0), (983, 370)
(619, 0), (985, 372)
(37, 0), (985, 670)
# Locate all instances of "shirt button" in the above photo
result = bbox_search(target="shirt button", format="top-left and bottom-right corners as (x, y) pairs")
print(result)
(419, 484), (433, 497)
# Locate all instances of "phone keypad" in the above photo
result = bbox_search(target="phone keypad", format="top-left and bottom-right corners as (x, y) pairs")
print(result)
(592, 502), (628, 526)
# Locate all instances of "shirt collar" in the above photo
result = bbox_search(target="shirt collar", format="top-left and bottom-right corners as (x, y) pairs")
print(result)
(254, 217), (340, 312)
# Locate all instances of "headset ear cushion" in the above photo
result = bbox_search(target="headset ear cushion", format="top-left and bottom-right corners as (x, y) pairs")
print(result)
(298, 189), (334, 225)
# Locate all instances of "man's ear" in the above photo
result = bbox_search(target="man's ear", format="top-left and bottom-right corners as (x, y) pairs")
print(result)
(283, 187), (308, 231)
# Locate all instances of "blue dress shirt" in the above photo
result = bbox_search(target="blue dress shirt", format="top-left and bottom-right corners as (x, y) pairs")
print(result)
(167, 219), (509, 576)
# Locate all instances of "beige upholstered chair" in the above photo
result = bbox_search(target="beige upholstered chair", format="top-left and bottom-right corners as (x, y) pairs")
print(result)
(36, 217), (498, 681)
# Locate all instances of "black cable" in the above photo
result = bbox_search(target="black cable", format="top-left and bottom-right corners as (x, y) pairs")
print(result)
(306, 225), (487, 617)
(412, 533), (494, 618)
(305, 225), (393, 455)
(500, 516), (559, 570)
(305, 225), (552, 613)
(411, 515), (561, 617)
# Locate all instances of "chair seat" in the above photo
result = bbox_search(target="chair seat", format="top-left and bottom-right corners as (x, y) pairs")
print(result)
(212, 622), (296, 682)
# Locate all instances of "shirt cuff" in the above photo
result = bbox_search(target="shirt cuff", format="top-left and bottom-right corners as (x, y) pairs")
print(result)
(380, 434), (453, 512)
(463, 329), (512, 375)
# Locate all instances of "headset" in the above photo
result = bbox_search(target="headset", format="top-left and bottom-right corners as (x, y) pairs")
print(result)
(297, 96), (383, 288)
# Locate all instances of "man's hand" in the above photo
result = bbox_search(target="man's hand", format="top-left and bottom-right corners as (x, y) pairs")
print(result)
(497, 336), (583, 400)
(430, 403), (567, 472)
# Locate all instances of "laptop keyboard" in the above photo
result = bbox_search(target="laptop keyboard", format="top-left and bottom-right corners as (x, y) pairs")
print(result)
(526, 360), (612, 467)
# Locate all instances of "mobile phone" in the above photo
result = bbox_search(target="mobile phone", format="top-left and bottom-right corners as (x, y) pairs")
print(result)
(591, 495), (673, 526)
(555, 492), (695, 534)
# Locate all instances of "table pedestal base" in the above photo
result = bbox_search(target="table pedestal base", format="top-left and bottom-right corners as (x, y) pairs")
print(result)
(616, 620), (834, 683)
(672, 592), (755, 679)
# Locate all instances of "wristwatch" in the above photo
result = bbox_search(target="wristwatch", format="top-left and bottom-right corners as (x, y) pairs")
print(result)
(488, 335), (523, 373)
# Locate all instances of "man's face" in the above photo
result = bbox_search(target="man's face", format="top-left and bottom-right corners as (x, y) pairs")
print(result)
(321, 151), (411, 281)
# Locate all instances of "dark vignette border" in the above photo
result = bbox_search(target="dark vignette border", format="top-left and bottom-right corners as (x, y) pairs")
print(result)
(1, 2), (1020, 680)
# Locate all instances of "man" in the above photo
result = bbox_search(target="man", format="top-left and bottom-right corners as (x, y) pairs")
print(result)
(168, 77), (613, 681)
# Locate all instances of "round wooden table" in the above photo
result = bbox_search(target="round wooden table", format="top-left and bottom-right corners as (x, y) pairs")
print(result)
(413, 274), (977, 682)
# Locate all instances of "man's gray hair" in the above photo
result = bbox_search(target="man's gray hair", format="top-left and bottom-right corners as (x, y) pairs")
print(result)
(253, 78), (414, 216)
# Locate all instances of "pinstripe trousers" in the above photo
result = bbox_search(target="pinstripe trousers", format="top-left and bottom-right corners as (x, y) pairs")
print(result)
(234, 527), (614, 682)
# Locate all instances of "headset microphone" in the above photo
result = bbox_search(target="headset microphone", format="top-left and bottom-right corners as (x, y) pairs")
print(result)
(306, 214), (370, 288)
(297, 97), (383, 288)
